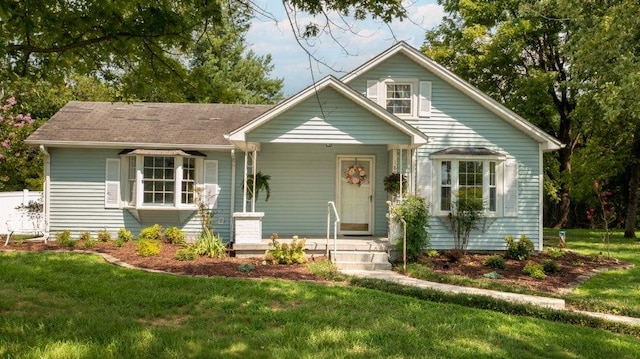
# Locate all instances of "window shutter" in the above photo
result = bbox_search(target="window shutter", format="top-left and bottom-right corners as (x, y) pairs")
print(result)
(418, 81), (432, 117)
(105, 158), (121, 208)
(366, 80), (378, 102)
(503, 159), (518, 217)
(416, 157), (432, 204)
(203, 160), (219, 209)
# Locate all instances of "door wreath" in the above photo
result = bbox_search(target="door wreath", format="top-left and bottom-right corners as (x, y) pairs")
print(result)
(346, 164), (367, 186)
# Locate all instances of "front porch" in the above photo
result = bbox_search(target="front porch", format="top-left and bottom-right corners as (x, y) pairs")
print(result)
(232, 236), (394, 270)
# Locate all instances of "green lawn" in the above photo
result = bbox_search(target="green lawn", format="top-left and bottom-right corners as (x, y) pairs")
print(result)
(1, 251), (640, 358)
(544, 228), (640, 317)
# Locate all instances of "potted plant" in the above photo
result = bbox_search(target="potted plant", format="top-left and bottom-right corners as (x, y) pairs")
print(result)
(243, 171), (271, 202)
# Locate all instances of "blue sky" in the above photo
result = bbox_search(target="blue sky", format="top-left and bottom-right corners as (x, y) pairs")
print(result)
(246, 1), (444, 95)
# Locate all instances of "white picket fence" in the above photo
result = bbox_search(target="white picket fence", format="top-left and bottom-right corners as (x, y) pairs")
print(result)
(0, 189), (43, 234)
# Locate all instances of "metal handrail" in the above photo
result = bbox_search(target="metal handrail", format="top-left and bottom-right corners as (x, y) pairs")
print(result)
(387, 201), (407, 273)
(326, 201), (340, 260)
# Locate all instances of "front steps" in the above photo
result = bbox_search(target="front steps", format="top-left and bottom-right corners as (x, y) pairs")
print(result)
(331, 250), (392, 271)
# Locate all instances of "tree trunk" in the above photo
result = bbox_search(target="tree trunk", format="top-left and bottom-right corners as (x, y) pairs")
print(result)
(552, 114), (573, 229)
(624, 129), (640, 238)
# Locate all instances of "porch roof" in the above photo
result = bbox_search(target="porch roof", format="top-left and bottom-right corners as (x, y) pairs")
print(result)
(227, 76), (428, 151)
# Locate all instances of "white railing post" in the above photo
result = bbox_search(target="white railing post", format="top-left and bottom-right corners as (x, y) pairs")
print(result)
(327, 201), (340, 262)
(388, 200), (407, 273)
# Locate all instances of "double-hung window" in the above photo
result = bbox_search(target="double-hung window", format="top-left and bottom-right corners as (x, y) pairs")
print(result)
(386, 83), (412, 115)
(431, 148), (509, 217)
(366, 78), (432, 117)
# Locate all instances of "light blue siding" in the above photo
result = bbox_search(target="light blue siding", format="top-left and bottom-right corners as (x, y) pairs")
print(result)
(248, 88), (410, 145)
(348, 53), (544, 250)
(233, 144), (393, 237)
(48, 148), (234, 241)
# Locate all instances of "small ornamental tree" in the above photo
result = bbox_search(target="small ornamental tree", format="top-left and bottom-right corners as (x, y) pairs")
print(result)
(0, 96), (44, 191)
(587, 180), (616, 258)
(448, 195), (484, 256)
(392, 194), (430, 262)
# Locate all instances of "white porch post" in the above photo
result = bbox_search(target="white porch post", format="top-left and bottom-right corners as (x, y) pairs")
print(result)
(251, 149), (257, 212)
(242, 150), (248, 212)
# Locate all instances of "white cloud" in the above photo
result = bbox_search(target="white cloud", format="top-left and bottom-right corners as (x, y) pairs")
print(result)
(246, 0), (444, 95)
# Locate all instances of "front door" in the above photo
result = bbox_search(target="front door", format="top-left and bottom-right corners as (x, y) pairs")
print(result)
(338, 156), (374, 235)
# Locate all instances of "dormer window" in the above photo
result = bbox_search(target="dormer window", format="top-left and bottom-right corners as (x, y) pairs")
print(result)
(366, 78), (431, 118)
(386, 83), (412, 114)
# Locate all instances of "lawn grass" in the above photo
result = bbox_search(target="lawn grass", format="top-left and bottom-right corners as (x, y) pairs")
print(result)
(1, 251), (639, 358)
(543, 228), (640, 317)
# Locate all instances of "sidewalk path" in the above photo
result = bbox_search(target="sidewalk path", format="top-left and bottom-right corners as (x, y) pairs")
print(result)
(342, 269), (640, 327)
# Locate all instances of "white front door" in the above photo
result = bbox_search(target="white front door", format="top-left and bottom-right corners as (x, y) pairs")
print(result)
(338, 156), (374, 235)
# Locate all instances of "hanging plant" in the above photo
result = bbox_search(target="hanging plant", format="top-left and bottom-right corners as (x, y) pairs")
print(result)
(243, 171), (271, 202)
(346, 164), (367, 186)
(384, 172), (407, 195)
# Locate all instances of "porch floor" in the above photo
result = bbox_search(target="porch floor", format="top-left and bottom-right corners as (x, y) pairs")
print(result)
(232, 236), (392, 258)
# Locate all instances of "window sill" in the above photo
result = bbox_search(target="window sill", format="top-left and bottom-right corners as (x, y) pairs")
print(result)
(125, 206), (197, 225)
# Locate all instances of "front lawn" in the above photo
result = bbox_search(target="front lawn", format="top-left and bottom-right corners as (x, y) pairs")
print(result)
(1, 251), (639, 358)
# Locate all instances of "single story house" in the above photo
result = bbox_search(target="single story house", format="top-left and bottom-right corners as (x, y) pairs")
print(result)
(25, 42), (562, 251)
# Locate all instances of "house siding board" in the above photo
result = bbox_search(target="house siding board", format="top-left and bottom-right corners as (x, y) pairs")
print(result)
(235, 143), (391, 237)
(247, 88), (410, 145)
(48, 148), (233, 241)
(348, 53), (543, 250)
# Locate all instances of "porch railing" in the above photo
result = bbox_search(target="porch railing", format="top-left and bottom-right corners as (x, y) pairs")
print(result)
(326, 201), (340, 259)
(387, 201), (407, 273)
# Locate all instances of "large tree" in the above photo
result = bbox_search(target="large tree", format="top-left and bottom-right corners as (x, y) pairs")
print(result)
(567, 0), (640, 237)
(422, 0), (581, 228)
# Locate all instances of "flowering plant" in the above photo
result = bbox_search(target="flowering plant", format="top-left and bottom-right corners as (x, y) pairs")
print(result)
(346, 164), (367, 186)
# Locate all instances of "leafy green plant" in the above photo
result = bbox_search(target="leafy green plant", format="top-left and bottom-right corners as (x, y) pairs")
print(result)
(238, 263), (255, 273)
(164, 227), (185, 244)
(135, 239), (161, 257)
(522, 263), (546, 279)
(175, 246), (197, 261)
(426, 249), (440, 257)
(84, 238), (96, 248)
(505, 235), (534, 261)
(117, 228), (134, 242)
(79, 231), (92, 241)
(265, 234), (306, 264)
(483, 255), (507, 270)
(543, 259), (560, 274)
(391, 194), (430, 262)
(139, 224), (164, 241)
(194, 228), (227, 258)
(55, 229), (75, 247)
(97, 229), (111, 242)
(306, 260), (347, 281)
(114, 238), (126, 247)
(383, 172), (407, 196)
(448, 194), (484, 255)
(545, 247), (566, 259)
(243, 171), (271, 202)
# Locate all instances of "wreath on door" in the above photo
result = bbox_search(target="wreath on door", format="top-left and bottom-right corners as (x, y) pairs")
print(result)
(346, 164), (367, 186)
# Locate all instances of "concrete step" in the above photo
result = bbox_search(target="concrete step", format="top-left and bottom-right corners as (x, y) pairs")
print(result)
(331, 250), (391, 271)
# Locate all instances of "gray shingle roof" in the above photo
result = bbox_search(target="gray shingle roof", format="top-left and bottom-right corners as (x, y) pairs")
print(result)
(26, 101), (274, 147)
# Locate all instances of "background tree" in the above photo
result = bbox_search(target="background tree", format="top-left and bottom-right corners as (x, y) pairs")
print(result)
(422, 0), (581, 228)
(567, 0), (640, 237)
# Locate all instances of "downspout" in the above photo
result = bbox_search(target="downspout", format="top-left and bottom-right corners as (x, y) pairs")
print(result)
(39, 145), (50, 234)
(230, 149), (236, 243)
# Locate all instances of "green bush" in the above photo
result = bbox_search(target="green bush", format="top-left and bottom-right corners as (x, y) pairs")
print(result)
(117, 228), (134, 242)
(522, 262), (546, 279)
(79, 232), (92, 241)
(194, 228), (227, 258)
(426, 249), (440, 257)
(545, 247), (566, 259)
(306, 260), (347, 281)
(56, 229), (75, 247)
(175, 246), (197, 261)
(139, 224), (163, 241)
(543, 259), (560, 274)
(135, 239), (161, 257)
(84, 238), (96, 248)
(392, 194), (430, 262)
(266, 234), (306, 264)
(164, 227), (186, 244)
(97, 229), (111, 242)
(483, 255), (507, 270)
(504, 235), (534, 261)
(114, 238), (126, 247)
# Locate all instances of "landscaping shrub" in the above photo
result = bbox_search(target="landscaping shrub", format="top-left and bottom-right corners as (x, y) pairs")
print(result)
(194, 228), (227, 258)
(117, 228), (134, 242)
(97, 229), (111, 242)
(545, 247), (566, 259)
(79, 231), (92, 241)
(448, 195), (484, 254)
(505, 235), (534, 260)
(483, 255), (507, 270)
(543, 259), (560, 274)
(55, 229), (75, 247)
(114, 238), (126, 247)
(139, 224), (163, 241)
(522, 262), (546, 279)
(392, 194), (430, 262)
(265, 233), (306, 264)
(426, 249), (440, 257)
(164, 227), (185, 245)
(306, 260), (346, 281)
(175, 246), (197, 261)
(135, 239), (161, 257)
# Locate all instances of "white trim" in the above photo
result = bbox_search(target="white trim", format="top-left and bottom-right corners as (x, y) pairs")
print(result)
(341, 42), (562, 151)
(24, 140), (234, 151)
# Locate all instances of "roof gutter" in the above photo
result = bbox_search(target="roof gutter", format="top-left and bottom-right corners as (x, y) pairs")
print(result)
(24, 140), (235, 151)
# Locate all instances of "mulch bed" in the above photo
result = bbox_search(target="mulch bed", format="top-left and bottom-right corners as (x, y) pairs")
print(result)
(1, 238), (633, 294)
